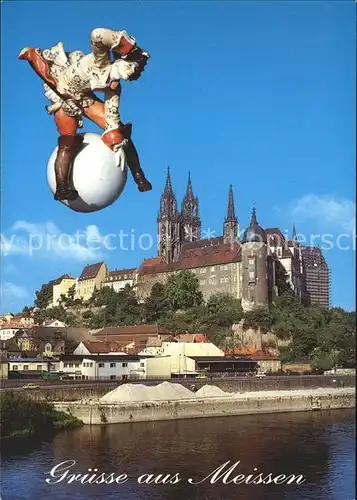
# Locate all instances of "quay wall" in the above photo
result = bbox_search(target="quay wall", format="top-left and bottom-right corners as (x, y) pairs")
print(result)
(54, 389), (355, 425)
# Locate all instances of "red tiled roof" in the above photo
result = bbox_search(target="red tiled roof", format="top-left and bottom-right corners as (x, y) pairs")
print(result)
(50, 274), (73, 286)
(248, 351), (280, 361)
(82, 341), (125, 354)
(0, 322), (37, 329)
(181, 237), (223, 251)
(224, 346), (257, 356)
(78, 262), (105, 281)
(224, 347), (279, 360)
(176, 333), (209, 343)
(140, 257), (164, 267)
(139, 242), (241, 276)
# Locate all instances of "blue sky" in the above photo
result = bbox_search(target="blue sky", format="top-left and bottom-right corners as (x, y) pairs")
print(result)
(1, 1), (355, 313)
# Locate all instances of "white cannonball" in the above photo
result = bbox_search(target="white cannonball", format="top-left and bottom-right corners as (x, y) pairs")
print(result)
(47, 133), (128, 213)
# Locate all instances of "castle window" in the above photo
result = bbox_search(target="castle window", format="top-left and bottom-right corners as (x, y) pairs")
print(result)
(249, 271), (255, 280)
(249, 259), (255, 266)
(277, 247), (282, 258)
(211, 266), (215, 272)
(220, 277), (224, 284)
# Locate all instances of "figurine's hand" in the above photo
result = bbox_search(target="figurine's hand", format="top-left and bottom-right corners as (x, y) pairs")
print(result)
(102, 128), (127, 152)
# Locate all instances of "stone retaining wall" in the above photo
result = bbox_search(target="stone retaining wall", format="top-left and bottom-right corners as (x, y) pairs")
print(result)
(55, 389), (355, 425)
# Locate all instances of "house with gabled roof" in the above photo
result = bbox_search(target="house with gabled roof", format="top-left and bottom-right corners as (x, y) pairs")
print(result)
(52, 274), (77, 307)
(75, 262), (107, 302)
(73, 341), (126, 356)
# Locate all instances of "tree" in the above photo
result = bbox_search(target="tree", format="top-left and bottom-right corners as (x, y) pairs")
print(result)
(22, 306), (31, 317)
(59, 294), (67, 306)
(117, 286), (143, 324)
(144, 283), (169, 322)
(93, 286), (120, 308)
(243, 306), (272, 333)
(271, 293), (306, 340)
(67, 285), (76, 301)
(165, 270), (203, 311)
(34, 283), (53, 309)
(206, 293), (243, 328)
(33, 309), (47, 325)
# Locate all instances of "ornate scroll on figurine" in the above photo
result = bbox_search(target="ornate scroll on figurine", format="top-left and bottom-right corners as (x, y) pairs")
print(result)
(18, 28), (151, 212)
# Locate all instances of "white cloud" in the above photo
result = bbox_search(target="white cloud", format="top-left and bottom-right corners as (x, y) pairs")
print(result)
(289, 195), (355, 234)
(1, 221), (105, 261)
(1, 282), (28, 301)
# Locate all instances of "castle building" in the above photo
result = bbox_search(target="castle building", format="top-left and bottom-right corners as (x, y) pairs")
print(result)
(137, 170), (274, 311)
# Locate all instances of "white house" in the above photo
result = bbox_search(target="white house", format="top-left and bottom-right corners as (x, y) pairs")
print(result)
(58, 354), (174, 380)
(102, 269), (135, 293)
(43, 320), (67, 328)
(9, 358), (50, 372)
(139, 341), (223, 375)
(0, 326), (21, 341)
(59, 354), (146, 380)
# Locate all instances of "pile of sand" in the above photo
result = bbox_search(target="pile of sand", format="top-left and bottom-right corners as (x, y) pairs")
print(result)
(92, 384), (355, 405)
(100, 381), (196, 403)
(195, 385), (231, 398)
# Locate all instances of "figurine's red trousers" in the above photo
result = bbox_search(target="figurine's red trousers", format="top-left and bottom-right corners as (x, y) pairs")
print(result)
(54, 101), (106, 134)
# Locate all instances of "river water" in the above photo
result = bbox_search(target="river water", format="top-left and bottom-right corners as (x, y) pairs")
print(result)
(1, 409), (355, 500)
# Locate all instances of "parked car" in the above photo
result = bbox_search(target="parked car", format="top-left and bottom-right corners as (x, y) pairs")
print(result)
(255, 373), (266, 378)
(22, 383), (40, 390)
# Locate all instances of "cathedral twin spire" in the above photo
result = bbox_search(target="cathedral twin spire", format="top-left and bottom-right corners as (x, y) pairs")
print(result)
(158, 168), (239, 261)
(158, 168), (201, 240)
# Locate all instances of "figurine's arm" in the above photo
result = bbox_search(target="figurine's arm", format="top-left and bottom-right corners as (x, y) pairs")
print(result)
(90, 28), (136, 67)
(104, 83), (121, 133)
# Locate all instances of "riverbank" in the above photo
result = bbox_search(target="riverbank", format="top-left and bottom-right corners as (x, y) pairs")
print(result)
(54, 386), (355, 425)
(0, 391), (83, 442)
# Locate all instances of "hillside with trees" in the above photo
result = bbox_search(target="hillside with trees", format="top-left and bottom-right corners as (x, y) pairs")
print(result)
(29, 269), (355, 372)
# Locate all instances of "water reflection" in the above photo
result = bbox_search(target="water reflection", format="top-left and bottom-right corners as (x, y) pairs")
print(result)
(2, 409), (355, 500)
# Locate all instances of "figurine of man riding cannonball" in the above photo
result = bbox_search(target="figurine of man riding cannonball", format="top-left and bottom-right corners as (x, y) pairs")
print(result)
(18, 27), (152, 201)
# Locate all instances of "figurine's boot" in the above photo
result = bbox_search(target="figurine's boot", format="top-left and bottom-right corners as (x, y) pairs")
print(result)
(102, 125), (152, 192)
(122, 123), (152, 192)
(54, 135), (83, 201)
(18, 47), (59, 91)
